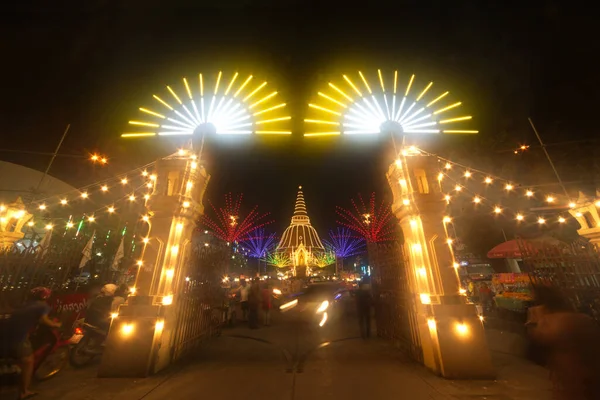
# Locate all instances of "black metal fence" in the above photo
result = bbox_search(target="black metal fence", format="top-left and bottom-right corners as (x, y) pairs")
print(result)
(370, 242), (423, 363)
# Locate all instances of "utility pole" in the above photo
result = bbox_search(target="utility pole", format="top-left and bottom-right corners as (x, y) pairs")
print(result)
(528, 118), (569, 198)
(32, 124), (71, 200)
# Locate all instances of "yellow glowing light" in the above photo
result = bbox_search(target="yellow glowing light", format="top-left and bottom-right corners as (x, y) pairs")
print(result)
(444, 163), (452, 170)
(60, 199), (68, 205)
(27, 221), (34, 227)
(253, 103), (286, 116)
(146, 182), (153, 189)
(538, 217), (546, 224)
(484, 177), (493, 184)
(546, 196), (555, 203)
(0, 205), (4, 212)
(128, 121), (160, 127)
(130, 287), (137, 294)
(165, 269), (175, 279)
(437, 173), (444, 181)
(576, 212), (583, 217)
(405, 74), (415, 96)
(479, 315), (484, 322)
(596, 201), (600, 207)
(377, 69), (385, 91)
(111, 313), (118, 319)
(455, 323), (469, 336)
(426, 91), (449, 107)
(464, 171), (471, 178)
(152, 94), (173, 110)
(139, 107), (165, 118)
(128, 195), (135, 201)
(176, 223), (184, 231)
(243, 81), (267, 102)
(150, 174), (157, 181)
(183, 201), (190, 208)
(317, 92), (347, 108)
(416, 81), (433, 101)
(409, 219), (417, 227)
(516, 214), (524, 221)
(107, 206), (115, 213)
(459, 288), (467, 295)
(121, 324), (134, 336)
(191, 161), (198, 169)
(155, 320), (165, 331)
(162, 295), (173, 306)
(39, 204), (46, 210)
(256, 131), (292, 135)
(358, 71), (372, 94)
(473, 196), (481, 204)
(144, 194), (150, 200)
(280, 299), (298, 311)
(177, 149), (186, 156)
(444, 195), (451, 202)
(440, 116), (472, 124)
(427, 319), (437, 330)
(433, 102), (462, 115)
(402, 198), (410, 206)
(171, 245), (179, 255)
(443, 216), (452, 223)
(505, 184), (514, 191)
(100, 157), (107, 164)
(249, 91), (278, 109)
(224, 72), (239, 95)
(136, 260), (143, 266)
(304, 132), (341, 137)
(45, 224), (53, 230)
(255, 116), (291, 125)
(443, 130), (479, 134)
(142, 215), (150, 222)
(453, 262), (459, 268)
(122, 133), (156, 138)
(80, 192), (88, 199)
(417, 267), (427, 277)
(304, 119), (339, 125)
(343, 75), (363, 96)
(446, 238), (453, 245)
(570, 202), (577, 208)
(91, 154), (99, 161)
(186, 181), (193, 189)
(420, 293), (431, 305)
(494, 206), (502, 214)
(142, 237), (150, 244)
(121, 178), (128, 185)
(234, 75), (253, 97)
(66, 222), (74, 228)
(88, 216), (95, 222)
(558, 216), (566, 223)
(142, 170), (148, 177)
(101, 185), (108, 192)
(526, 190), (534, 197)
(308, 103), (341, 116)
(412, 243), (422, 252)
(454, 185), (462, 191)
(166, 85), (182, 104)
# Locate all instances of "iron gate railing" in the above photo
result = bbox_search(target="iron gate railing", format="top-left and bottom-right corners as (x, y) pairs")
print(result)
(518, 238), (600, 321)
(170, 243), (229, 361)
(370, 242), (423, 363)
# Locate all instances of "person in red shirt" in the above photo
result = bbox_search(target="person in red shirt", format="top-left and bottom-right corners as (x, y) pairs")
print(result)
(261, 281), (273, 326)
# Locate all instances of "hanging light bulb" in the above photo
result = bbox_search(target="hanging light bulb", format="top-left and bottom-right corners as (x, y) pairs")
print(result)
(121, 178), (128, 185)
(129, 195), (135, 201)
(546, 196), (555, 203)
(569, 202), (577, 208)
(150, 174), (157, 181)
(558, 216), (566, 223)
(464, 171), (471, 178)
(91, 154), (99, 161)
(437, 173), (444, 181)
(473, 196), (481, 204)
(39, 204), (46, 210)
(446, 238), (453, 245)
(142, 237), (150, 244)
(516, 214), (524, 221)
(576, 212), (583, 217)
(444, 163), (451, 170)
(66, 222), (74, 228)
(526, 190), (534, 197)
(142, 215), (150, 222)
(402, 198), (410, 206)
(493, 206), (502, 214)
(454, 185), (462, 191)
(444, 194), (451, 202)
(537, 217), (546, 224)
(101, 185), (108, 192)
(182, 201), (191, 208)
(484, 177), (492, 184)
(443, 216), (452, 223)
(88, 216), (95, 222)
(100, 157), (108, 164)
(107, 206), (115, 213)
(144, 194), (150, 200)
(505, 184), (514, 191)
(81, 192), (88, 199)
(60, 199), (68, 205)
(45, 224), (53, 230)
(142, 170), (148, 177)
(146, 182), (153, 188)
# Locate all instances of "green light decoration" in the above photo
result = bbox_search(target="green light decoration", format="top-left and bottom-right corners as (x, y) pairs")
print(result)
(266, 252), (292, 268)
(313, 251), (336, 268)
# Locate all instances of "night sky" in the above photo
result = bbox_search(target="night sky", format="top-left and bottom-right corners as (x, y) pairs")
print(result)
(1, 1), (597, 247)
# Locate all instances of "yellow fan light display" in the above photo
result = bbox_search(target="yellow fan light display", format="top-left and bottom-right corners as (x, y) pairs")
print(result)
(122, 71), (291, 138)
(304, 69), (478, 137)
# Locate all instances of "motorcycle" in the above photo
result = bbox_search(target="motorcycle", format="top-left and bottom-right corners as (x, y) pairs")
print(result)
(68, 319), (107, 368)
(29, 323), (72, 381)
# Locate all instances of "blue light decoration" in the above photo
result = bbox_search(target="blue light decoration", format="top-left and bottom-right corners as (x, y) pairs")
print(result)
(323, 227), (366, 258)
(242, 228), (278, 260)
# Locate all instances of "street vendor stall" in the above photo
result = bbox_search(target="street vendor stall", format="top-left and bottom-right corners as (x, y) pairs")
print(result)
(492, 273), (533, 312)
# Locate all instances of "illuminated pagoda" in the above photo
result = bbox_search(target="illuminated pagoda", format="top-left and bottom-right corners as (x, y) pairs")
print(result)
(277, 186), (325, 276)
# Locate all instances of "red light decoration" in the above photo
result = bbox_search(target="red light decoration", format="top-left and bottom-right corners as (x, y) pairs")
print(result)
(336, 193), (395, 243)
(202, 193), (274, 243)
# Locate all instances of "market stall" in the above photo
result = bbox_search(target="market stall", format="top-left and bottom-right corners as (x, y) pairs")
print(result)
(492, 273), (533, 312)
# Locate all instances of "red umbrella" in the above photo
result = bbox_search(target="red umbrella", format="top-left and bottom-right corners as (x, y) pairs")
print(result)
(487, 237), (564, 259)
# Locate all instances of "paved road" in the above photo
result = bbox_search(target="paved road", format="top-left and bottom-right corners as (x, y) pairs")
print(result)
(31, 283), (551, 400)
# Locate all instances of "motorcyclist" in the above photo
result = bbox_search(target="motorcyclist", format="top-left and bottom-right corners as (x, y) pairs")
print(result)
(84, 284), (117, 331)
(0, 287), (61, 400)
(111, 284), (129, 313)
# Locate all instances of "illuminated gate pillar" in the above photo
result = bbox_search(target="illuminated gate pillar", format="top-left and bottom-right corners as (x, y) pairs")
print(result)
(99, 150), (209, 377)
(387, 149), (494, 379)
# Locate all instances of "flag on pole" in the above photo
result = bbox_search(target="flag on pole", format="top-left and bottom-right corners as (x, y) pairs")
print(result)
(111, 236), (125, 271)
(79, 231), (95, 269)
(37, 229), (52, 258)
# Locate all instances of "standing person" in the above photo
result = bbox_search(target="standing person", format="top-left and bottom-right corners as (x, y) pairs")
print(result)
(84, 284), (117, 331)
(528, 285), (600, 399)
(355, 276), (372, 339)
(1, 287), (61, 400)
(247, 278), (261, 329)
(261, 281), (273, 326)
(233, 279), (250, 321)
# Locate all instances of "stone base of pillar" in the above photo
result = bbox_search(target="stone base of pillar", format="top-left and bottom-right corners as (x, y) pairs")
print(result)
(419, 303), (495, 379)
(98, 296), (171, 378)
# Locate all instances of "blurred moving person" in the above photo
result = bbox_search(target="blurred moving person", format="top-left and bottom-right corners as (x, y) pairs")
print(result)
(233, 279), (250, 321)
(528, 285), (600, 399)
(356, 276), (372, 339)
(261, 281), (273, 326)
(248, 278), (261, 329)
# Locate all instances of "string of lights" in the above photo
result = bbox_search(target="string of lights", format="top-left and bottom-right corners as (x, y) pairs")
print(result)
(323, 227), (366, 258)
(336, 193), (396, 243)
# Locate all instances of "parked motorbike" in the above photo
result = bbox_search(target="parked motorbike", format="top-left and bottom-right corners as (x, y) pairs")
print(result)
(69, 319), (107, 368)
